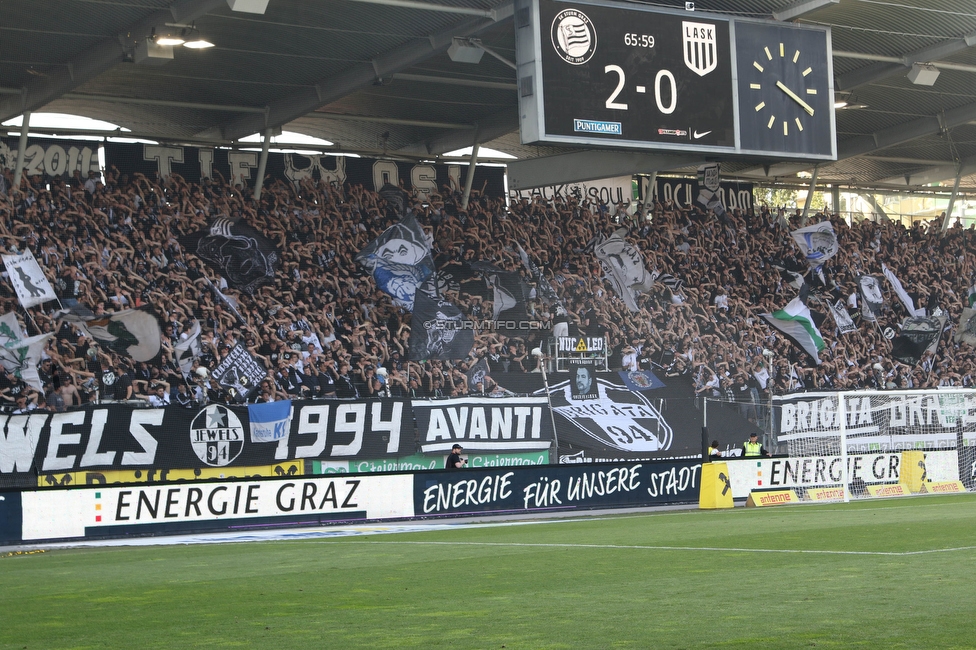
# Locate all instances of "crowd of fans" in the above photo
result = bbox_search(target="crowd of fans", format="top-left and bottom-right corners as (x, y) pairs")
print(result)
(0, 162), (974, 417)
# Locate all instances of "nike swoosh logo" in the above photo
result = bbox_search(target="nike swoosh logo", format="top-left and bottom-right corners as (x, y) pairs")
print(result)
(693, 130), (712, 139)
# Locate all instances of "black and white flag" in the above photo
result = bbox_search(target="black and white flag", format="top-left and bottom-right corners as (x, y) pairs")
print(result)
(517, 244), (561, 306)
(466, 357), (490, 392)
(408, 290), (474, 361)
(594, 230), (653, 312)
(356, 213), (434, 310)
(173, 319), (202, 377)
(211, 343), (266, 402)
(857, 275), (885, 322)
(2, 249), (57, 308)
(890, 315), (946, 366)
(180, 218), (280, 294)
(828, 300), (857, 334)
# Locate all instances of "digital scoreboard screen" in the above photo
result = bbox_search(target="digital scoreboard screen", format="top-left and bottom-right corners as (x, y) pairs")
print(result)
(515, 0), (836, 160)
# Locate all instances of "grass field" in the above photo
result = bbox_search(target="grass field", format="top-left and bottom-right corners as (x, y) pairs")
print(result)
(3, 494), (976, 649)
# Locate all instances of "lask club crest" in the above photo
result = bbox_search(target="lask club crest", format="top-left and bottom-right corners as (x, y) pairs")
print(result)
(190, 404), (245, 467)
(543, 378), (673, 452)
(682, 21), (718, 77)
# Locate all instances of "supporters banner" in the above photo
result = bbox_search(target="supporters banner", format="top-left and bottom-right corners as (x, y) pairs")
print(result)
(773, 392), (973, 452)
(0, 399), (416, 485)
(492, 373), (754, 463)
(414, 460), (701, 516)
(651, 177), (753, 212)
(412, 396), (554, 454)
(0, 138), (101, 181)
(211, 343), (266, 402)
(102, 143), (506, 198)
(507, 175), (634, 206)
(2, 250), (57, 308)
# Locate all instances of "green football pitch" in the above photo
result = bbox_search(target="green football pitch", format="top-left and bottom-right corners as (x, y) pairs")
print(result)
(3, 494), (976, 649)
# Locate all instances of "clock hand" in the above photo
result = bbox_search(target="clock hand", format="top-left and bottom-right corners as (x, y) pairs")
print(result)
(775, 81), (815, 116)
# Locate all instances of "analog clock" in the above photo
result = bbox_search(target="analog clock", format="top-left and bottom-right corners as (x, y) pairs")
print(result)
(735, 21), (835, 158)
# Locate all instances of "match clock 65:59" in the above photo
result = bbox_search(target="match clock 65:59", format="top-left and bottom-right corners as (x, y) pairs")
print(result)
(735, 20), (835, 158)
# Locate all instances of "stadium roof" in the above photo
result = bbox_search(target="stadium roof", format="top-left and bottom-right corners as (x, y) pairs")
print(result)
(4, 0), (976, 191)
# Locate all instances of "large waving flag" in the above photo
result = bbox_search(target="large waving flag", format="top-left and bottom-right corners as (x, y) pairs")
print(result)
(2, 249), (57, 308)
(791, 222), (839, 266)
(356, 214), (434, 310)
(408, 290), (473, 361)
(180, 218), (280, 294)
(761, 296), (825, 365)
(593, 230), (653, 312)
(173, 319), (202, 377)
(0, 312), (52, 390)
(55, 305), (161, 362)
(882, 264), (922, 317)
(891, 315), (946, 366)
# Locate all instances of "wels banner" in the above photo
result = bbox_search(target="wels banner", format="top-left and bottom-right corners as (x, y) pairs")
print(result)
(103, 143), (506, 198)
(412, 396), (554, 454)
(0, 399), (413, 487)
(414, 460), (701, 516)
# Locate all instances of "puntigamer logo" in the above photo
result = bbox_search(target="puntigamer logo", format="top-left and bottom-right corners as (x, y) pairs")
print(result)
(551, 8), (596, 65)
(190, 404), (245, 467)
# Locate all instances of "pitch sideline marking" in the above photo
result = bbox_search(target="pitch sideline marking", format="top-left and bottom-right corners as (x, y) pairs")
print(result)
(330, 540), (976, 557)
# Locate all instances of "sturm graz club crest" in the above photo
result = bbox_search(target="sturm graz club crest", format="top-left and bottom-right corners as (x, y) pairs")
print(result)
(190, 404), (245, 467)
(551, 8), (596, 65)
(543, 377), (674, 453)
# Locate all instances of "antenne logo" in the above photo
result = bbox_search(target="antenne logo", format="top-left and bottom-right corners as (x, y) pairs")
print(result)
(551, 9), (596, 65)
(190, 404), (245, 467)
(682, 21), (718, 76)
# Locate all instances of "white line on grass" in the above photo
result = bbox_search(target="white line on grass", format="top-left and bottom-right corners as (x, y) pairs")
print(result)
(332, 540), (976, 557)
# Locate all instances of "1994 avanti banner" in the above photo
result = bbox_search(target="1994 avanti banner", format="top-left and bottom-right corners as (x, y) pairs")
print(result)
(0, 373), (761, 487)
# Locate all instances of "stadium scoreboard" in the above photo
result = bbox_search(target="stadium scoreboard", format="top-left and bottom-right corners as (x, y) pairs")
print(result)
(515, 0), (836, 160)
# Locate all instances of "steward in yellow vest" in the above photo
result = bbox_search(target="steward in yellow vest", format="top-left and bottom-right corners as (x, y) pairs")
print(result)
(742, 432), (768, 457)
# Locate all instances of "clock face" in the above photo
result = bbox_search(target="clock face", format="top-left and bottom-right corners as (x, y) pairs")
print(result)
(735, 22), (835, 158)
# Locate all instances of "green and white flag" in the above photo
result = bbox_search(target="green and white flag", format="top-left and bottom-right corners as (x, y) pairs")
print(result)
(761, 296), (825, 365)
(0, 312), (53, 390)
(967, 284), (976, 308)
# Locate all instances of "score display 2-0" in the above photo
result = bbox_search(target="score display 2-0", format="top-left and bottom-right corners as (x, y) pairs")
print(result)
(517, 0), (836, 160)
(538, 0), (736, 150)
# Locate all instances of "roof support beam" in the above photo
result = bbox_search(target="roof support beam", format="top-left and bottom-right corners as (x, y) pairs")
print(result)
(0, 0), (226, 123)
(506, 151), (702, 190)
(772, 0), (838, 22)
(395, 106), (517, 156)
(834, 31), (976, 91)
(206, 2), (514, 142)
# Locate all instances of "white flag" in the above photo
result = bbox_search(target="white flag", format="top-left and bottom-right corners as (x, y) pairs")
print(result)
(2, 250), (57, 308)
(882, 263), (923, 317)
